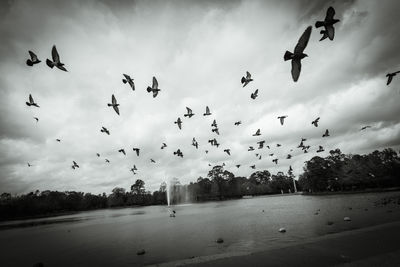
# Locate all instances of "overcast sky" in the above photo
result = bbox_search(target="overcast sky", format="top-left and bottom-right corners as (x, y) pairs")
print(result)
(0, 0), (399, 195)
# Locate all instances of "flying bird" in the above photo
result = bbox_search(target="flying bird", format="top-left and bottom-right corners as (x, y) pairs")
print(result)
(211, 120), (218, 128)
(26, 94), (40, 107)
(184, 107), (195, 118)
(33, 117), (39, 123)
(118, 149), (126, 155)
(224, 149), (231, 156)
(105, 159), (110, 163)
(241, 71), (253, 87)
(173, 149), (183, 158)
(27, 163), (32, 167)
(360, 126), (371, 131)
(272, 159), (278, 165)
(248, 146), (255, 151)
(276, 144), (281, 147)
(301, 138), (307, 142)
(122, 74), (135, 91)
(107, 94), (120, 115)
(236, 165), (241, 168)
(287, 154), (292, 159)
(56, 139), (61, 142)
(250, 165), (256, 169)
(96, 153), (100, 157)
(133, 148), (140, 156)
(284, 26), (312, 82)
(315, 7), (340, 41)
(234, 121), (242, 126)
(211, 127), (220, 135)
(322, 129), (330, 137)
(46, 45), (67, 71)
(192, 138), (199, 149)
(101, 127), (110, 135)
(278, 116), (288, 125)
(257, 140), (265, 149)
(252, 129), (261, 136)
(26, 51), (41, 66)
(174, 117), (182, 129)
(386, 71), (400, 85)
(317, 146), (324, 153)
(203, 106), (212, 116)
(161, 143), (167, 149)
(250, 89), (258, 100)
(269, 153), (274, 157)
(150, 159), (156, 163)
(312, 117), (320, 127)
(147, 76), (160, 98)
(72, 161), (79, 169)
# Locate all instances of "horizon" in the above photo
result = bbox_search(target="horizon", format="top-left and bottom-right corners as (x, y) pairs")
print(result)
(1, 0), (400, 195)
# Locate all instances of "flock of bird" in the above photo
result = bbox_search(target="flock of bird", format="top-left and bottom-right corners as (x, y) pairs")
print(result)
(24, 6), (398, 182)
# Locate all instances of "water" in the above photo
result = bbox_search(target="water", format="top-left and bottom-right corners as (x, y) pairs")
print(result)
(1, 191), (400, 266)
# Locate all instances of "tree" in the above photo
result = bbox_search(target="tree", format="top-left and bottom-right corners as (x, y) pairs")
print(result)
(131, 179), (145, 195)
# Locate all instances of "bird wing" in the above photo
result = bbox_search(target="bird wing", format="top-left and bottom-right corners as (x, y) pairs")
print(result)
(294, 26), (312, 54)
(112, 94), (117, 104)
(326, 25), (335, 40)
(123, 74), (130, 80)
(280, 117), (284, 125)
(255, 89), (258, 94)
(206, 106), (210, 113)
(291, 58), (302, 82)
(152, 90), (159, 98)
(152, 77), (158, 89)
(186, 107), (192, 114)
(326, 6), (336, 21)
(29, 50), (38, 61)
(29, 94), (34, 103)
(246, 71), (251, 79)
(387, 75), (393, 85)
(113, 105), (120, 115)
(51, 45), (60, 62)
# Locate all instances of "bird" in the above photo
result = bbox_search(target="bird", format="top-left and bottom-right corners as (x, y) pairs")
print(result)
(252, 129), (261, 136)
(26, 51), (41, 66)
(205, 150), (209, 154)
(258, 155), (262, 160)
(101, 127), (110, 135)
(174, 117), (182, 130)
(360, 126), (371, 131)
(150, 159), (156, 163)
(72, 161), (79, 169)
(298, 140), (304, 148)
(147, 76), (160, 98)
(203, 106), (212, 116)
(33, 117), (39, 123)
(386, 71), (400, 85)
(289, 165), (293, 173)
(236, 165), (241, 168)
(284, 26), (312, 82)
(301, 138), (307, 142)
(304, 149), (308, 153)
(234, 121), (242, 126)
(250, 89), (258, 100)
(278, 116), (288, 125)
(27, 163), (32, 167)
(118, 149), (126, 155)
(241, 71), (253, 87)
(250, 165), (256, 169)
(96, 153), (100, 157)
(184, 107), (195, 118)
(312, 117), (320, 127)
(105, 159), (110, 163)
(192, 138), (199, 149)
(272, 158), (278, 164)
(56, 139), (61, 142)
(266, 145), (270, 149)
(224, 149), (231, 155)
(130, 168), (137, 175)
(322, 129), (330, 137)
(26, 94), (40, 107)
(315, 7), (340, 41)
(212, 128), (220, 135)
(248, 146), (255, 151)
(287, 154), (292, 159)
(107, 94), (120, 115)
(317, 146), (324, 153)
(133, 148), (140, 156)
(46, 45), (67, 71)
(161, 143), (167, 149)
(211, 120), (218, 128)
(269, 153), (274, 156)
(257, 140), (265, 149)
(132, 165), (138, 171)
(122, 74), (135, 91)
(277, 144), (281, 147)
(173, 149), (183, 158)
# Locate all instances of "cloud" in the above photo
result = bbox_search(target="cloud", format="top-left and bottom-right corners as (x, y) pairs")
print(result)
(0, 0), (399, 195)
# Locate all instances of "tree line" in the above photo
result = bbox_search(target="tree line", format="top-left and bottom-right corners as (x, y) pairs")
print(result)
(1, 148), (399, 220)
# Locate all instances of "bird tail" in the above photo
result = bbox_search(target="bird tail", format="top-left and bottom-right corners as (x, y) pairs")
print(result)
(284, 51), (293, 61)
(46, 59), (54, 68)
(315, 21), (324, 28)
(147, 87), (152, 92)
(122, 79), (127, 84)
(26, 60), (33, 66)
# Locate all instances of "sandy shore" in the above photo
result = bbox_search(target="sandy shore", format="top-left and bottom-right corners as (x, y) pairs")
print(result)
(152, 220), (400, 267)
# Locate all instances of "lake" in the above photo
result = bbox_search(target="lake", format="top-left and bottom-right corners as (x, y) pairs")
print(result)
(1, 191), (400, 266)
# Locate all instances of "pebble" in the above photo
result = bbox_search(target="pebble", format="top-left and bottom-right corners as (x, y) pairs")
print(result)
(137, 249), (146, 255)
(279, 227), (286, 233)
(344, 217), (351, 221)
(216, 238), (224, 243)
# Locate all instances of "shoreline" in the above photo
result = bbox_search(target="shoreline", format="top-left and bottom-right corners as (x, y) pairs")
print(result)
(151, 220), (400, 267)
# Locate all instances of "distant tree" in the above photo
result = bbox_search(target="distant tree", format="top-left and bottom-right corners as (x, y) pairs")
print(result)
(131, 179), (145, 195)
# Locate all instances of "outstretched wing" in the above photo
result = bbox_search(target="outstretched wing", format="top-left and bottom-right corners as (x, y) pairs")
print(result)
(326, 6), (336, 21)
(280, 117), (284, 125)
(294, 26), (312, 54)
(326, 25), (335, 40)
(113, 105), (120, 115)
(29, 94), (34, 103)
(246, 71), (251, 79)
(186, 107), (192, 114)
(152, 90), (159, 98)
(152, 77), (158, 89)
(29, 51), (38, 61)
(206, 106), (210, 113)
(387, 75), (393, 85)
(112, 94), (117, 105)
(291, 58), (302, 82)
(51, 45), (60, 63)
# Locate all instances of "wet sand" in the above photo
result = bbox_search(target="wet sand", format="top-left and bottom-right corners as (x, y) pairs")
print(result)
(156, 220), (400, 267)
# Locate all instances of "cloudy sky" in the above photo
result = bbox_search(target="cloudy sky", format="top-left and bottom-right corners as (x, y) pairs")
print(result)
(0, 0), (399, 195)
